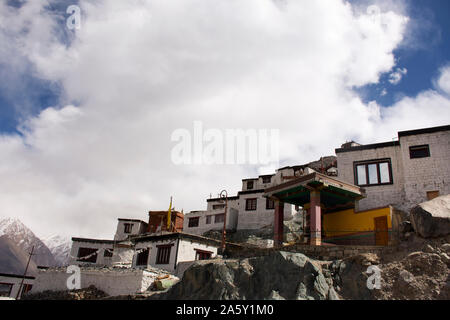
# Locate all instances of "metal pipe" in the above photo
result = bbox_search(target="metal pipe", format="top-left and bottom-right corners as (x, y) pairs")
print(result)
(219, 190), (228, 253)
(16, 246), (34, 299)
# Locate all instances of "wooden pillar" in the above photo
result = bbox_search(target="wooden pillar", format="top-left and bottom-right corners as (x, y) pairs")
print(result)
(310, 191), (321, 246)
(274, 200), (284, 248)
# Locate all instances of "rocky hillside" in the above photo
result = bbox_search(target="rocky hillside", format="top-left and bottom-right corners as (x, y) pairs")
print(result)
(0, 235), (38, 275)
(0, 218), (57, 267)
(148, 234), (449, 300)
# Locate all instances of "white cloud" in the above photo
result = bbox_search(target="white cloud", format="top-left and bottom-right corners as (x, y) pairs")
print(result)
(437, 65), (450, 95)
(388, 67), (408, 85)
(0, 0), (449, 239)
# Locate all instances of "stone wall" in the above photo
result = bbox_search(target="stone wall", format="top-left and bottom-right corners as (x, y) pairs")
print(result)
(399, 131), (450, 209)
(225, 244), (396, 261)
(30, 267), (171, 296)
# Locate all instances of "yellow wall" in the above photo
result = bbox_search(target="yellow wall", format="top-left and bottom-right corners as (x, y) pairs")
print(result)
(323, 207), (392, 238)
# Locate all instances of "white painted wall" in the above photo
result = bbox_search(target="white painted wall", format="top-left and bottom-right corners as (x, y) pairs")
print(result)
(336, 129), (450, 212)
(237, 192), (294, 230)
(336, 144), (405, 211)
(183, 207), (238, 235)
(30, 267), (169, 296)
(399, 131), (450, 208)
(69, 240), (114, 267)
(133, 237), (219, 273)
(114, 220), (147, 241)
(134, 238), (178, 273)
(0, 275), (34, 299)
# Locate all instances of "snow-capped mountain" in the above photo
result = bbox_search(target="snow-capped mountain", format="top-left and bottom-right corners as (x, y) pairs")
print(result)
(42, 235), (72, 266)
(0, 217), (57, 267)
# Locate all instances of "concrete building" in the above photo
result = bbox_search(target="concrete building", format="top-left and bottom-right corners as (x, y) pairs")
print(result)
(336, 125), (450, 212)
(69, 219), (221, 272)
(114, 218), (148, 241)
(33, 216), (222, 296)
(183, 170), (303, 235)
(0, 273), (34, 299)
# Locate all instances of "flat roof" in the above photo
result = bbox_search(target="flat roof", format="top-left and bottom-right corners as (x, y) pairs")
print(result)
(118, 218), (148, 224)
(71, 237), (116, 244)
(0, 273), (35, 280)
(398, 124), (450, 137)
(238, 189), (265, 195)
(207, 196), (239, 202)
(264, 172), (364, 211)
(335, 141), (400, 153)
(336, 125), (450, 154)
(133, 232), (223, 247)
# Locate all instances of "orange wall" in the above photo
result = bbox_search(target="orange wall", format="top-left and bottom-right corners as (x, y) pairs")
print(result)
(323, 206), (392, 238)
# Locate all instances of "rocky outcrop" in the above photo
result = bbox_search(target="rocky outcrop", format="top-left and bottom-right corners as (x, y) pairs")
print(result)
(410, 195), (450, 238)
(152, 251), (339, 300)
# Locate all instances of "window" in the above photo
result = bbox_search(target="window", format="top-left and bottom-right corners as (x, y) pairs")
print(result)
(214, 214), (224, 223)
(77, 247), (98, 263)
(245, 198), (257, 211)
(247, 181), (254, 190)
(124, 223), (133, 234)
(136, 248), (149, 266)
(206, 215), (212, 224)
(156, 245), (173, 264)
(195, 249), (212, 260)
(188, 217), (200, 228)
(410, 145), (430, 159)
(427, 191), (440, 201)
(262, 176), (272, 184)
(266, 198), (275, 210)
(0, 283), (13, 297)
(21, 284), (33, 296)
(103, 248), (113, 258)
(212, 204), (225, 210)
(354, 160), (393, 187)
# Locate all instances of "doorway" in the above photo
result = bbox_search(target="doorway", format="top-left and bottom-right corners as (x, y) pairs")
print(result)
(374, 216), (388, 246)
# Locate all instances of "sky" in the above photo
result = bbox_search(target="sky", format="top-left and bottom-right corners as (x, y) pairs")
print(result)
(0, 0), (449, 239)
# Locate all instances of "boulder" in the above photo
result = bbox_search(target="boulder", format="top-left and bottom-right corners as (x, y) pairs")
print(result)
(153, 251), (337, 300)
(410, 195), (450, 238)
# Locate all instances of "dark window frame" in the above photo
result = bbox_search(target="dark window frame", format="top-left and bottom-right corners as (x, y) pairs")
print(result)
(266, 198), (275, 210)
(136, 248), (150, 266)
(195, 249), (213, 261)
(0, 282), (13, 297)
(245, 198), (257, 211)
(124, 223), (133, 234)
(353, 158), (393, 187)
(409, 145), (431, 159)
(188, 217), (200, 228)
(247, 181), (254, 190)
(205, 215), (212, 224)
(103, 248), (113, 258)
(77, 247), (98, 263)
(214, 214), (224, 224)
(212, 204), (225, 210)
(156, 244), (173, 265)
(262, 176), (272, 184)
(21, 284), (33, 296)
